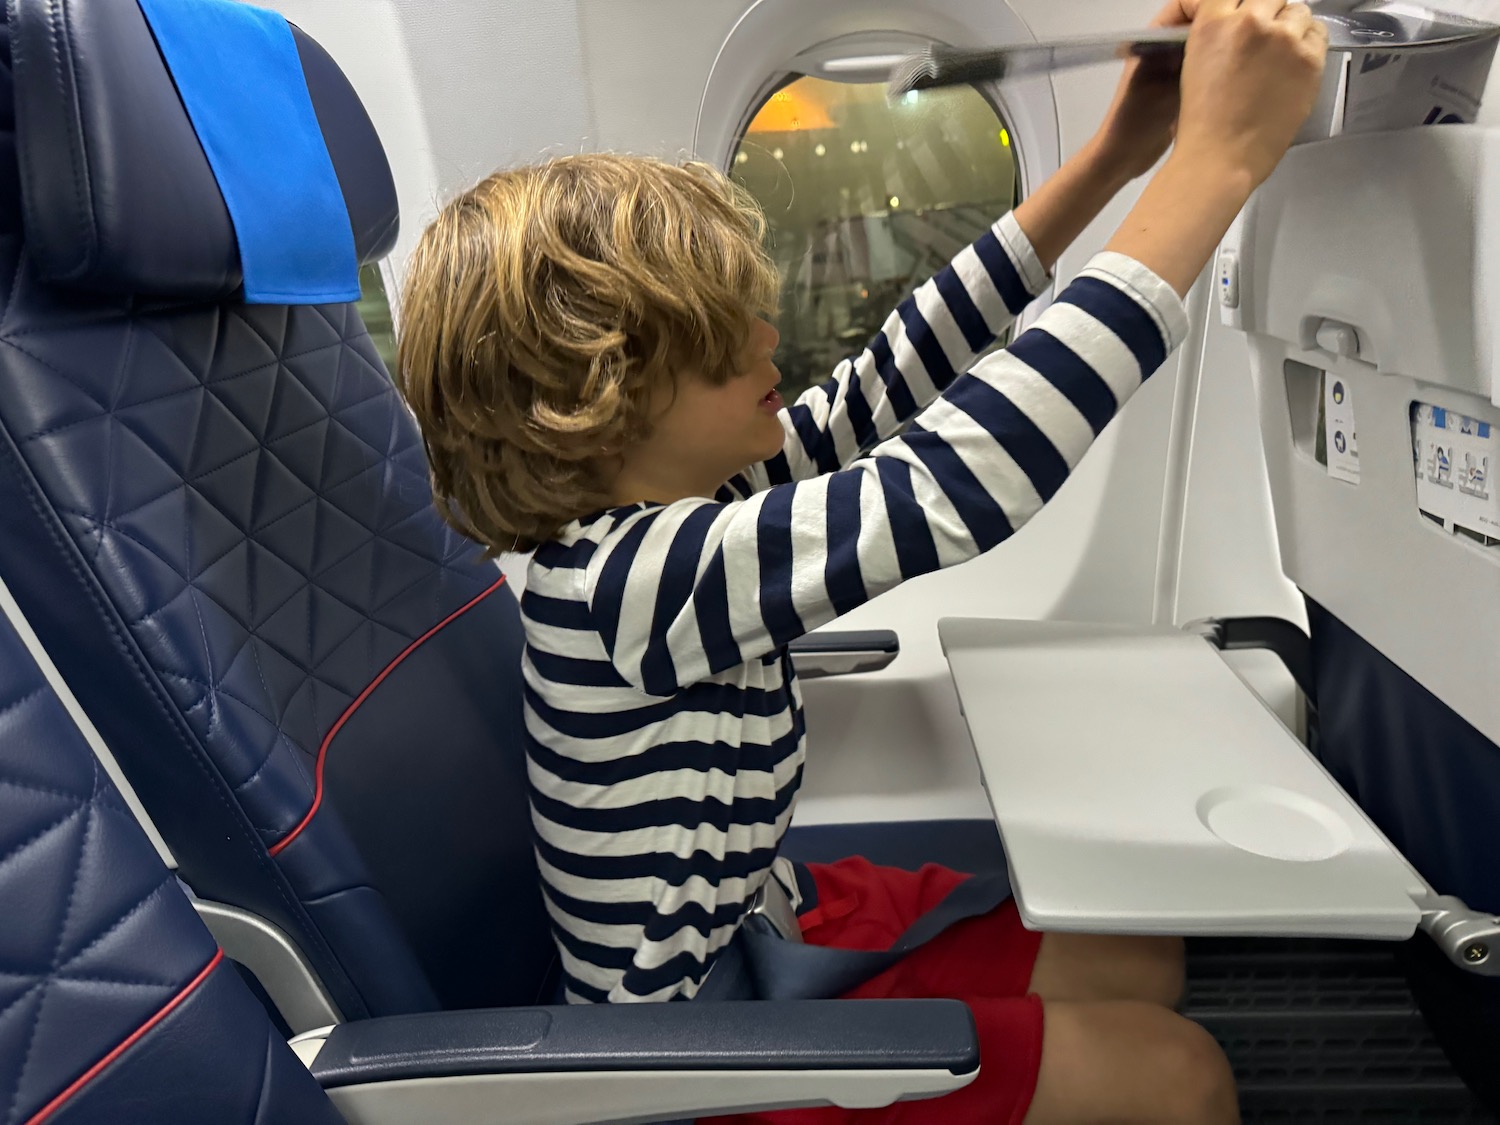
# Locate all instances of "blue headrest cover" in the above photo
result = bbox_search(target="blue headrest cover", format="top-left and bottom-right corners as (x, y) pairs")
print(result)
(9, 0), (397, 302)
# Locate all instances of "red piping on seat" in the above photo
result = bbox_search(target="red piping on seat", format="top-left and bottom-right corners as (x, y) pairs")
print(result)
(24, 948), (226, 1125)
(267, 574), (508, 858)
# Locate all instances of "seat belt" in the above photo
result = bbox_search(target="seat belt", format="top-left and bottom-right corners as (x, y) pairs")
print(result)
(695, 868), (1013, 1002)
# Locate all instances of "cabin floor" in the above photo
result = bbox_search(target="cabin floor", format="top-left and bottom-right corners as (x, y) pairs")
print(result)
(1185, 938), (1492, 1121)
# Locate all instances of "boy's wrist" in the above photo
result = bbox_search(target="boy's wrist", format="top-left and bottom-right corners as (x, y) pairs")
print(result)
(1073, 134), (1139, 197)
(1013, 131), (1169, 274)
(1160, 144), (1258, 207)
(1104, 152), (1254, 298)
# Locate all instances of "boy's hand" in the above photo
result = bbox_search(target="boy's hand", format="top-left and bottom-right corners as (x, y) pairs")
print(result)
(1088, 0), (1191, 185)
(1102, 0), (1327, 296)
(1173, 0), (1328, 189)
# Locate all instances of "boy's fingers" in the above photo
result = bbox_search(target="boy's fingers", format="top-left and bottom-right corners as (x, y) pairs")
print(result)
(1242, 0), (1291, 20)
(1149, 0), (1193, 28)
(1194, 0), (1243, 20)
(1276, 1), (1314, 28)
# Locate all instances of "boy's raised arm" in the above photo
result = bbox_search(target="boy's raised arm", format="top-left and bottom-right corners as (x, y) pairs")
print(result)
(744, 0), (1194, 494)
(751, 214), (1048, 489)
(587, 0), (1326, 696)
(587, 255), (1183, 695)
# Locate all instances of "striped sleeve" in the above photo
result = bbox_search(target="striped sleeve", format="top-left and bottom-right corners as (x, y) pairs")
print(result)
(588, 252), (1189, 694)
(755, 212), (1051, 488)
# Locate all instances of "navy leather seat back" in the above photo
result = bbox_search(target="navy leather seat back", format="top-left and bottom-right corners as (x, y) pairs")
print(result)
(0, 0), (554, 1021)
(1306, 598), (1500, 1109)
(0, 604), (344, 1124)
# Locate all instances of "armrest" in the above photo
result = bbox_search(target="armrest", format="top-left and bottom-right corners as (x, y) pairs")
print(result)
(788, 630), (899, 679)
(308, 999), (976, 1081)
(300, 999), (977, 1125)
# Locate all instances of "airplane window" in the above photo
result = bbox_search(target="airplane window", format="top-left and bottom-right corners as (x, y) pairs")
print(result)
(732, 76), (1021, 399)
(356, 263), (398, 372)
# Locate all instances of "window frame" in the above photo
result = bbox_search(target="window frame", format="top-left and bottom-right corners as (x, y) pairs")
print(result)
(717, 60), (1041, 201)
(694, 2), (1061, 209)
(724, 51), (1029, 400)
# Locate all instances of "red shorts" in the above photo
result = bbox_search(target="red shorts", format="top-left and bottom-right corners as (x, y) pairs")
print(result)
(702, 856), (1046, 1125)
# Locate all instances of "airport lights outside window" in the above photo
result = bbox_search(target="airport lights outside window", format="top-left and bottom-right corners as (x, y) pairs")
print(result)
(731, 76), (1020, 400)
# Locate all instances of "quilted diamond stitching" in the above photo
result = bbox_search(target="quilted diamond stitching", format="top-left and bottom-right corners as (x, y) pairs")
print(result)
(0, 684), (45, 735)
(0, 806), (84, 894)
(0, 258), (495, 843)
(44, 509), (376, 719)
(0, 623), (211, 1125)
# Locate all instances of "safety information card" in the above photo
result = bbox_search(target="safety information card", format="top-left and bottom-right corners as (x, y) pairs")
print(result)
(1324, 376), (1361, 485)
(1412, 402), (1498, 538)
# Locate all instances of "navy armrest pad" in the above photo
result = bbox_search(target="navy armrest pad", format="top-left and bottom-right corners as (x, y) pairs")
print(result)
(787, 630), (898, 655)
(310, 999), (978, 1088)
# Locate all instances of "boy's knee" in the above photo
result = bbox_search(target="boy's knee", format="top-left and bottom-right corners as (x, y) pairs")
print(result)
(1156, 1018), (1238, 1124)
(1110, 934), (1186, 1009)
(1031, 933), (1186, 1007)
(1029, 1002), (1238, 1124)
(1144, 935), (1187, 1008)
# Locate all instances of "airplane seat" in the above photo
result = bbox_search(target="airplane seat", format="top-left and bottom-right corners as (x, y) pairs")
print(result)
(0, 7), (996, 1115)
(0, 592), (345, 1123)
(0, 10), (986, 1115)
(0, 0), (553, 1023)
(1304, 599), (1500, 1108)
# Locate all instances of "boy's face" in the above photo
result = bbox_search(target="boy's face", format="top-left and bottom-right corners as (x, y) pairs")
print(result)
(614, 318), (787, 502)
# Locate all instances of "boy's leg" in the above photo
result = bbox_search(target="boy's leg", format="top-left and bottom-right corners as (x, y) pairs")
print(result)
(1025, 999), (1240, 1125)
(1028, 933), (1186, 1008)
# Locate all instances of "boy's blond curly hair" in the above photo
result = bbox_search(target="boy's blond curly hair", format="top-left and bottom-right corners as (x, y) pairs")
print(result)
(396, 153), (780, 553)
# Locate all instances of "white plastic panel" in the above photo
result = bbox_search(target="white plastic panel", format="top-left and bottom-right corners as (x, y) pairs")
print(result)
(1231, 125), (1500, 746)
(940, 618), (1423, 939)
(325, 1067), (971, 1125)
(693, 0), (1059, 186)
(1234, 126), (1500, 406)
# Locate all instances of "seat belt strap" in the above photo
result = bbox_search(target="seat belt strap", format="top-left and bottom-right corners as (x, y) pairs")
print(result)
(696, 869), (1013, 1002)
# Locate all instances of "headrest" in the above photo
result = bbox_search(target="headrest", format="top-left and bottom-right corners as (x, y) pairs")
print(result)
(9, 0), (398, 303)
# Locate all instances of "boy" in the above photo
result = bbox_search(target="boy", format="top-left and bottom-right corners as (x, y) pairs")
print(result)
(396, 1), (1326, 1120)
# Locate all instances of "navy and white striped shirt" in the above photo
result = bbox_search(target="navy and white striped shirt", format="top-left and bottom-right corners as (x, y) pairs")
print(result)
(521, 213), (1189, 1003)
